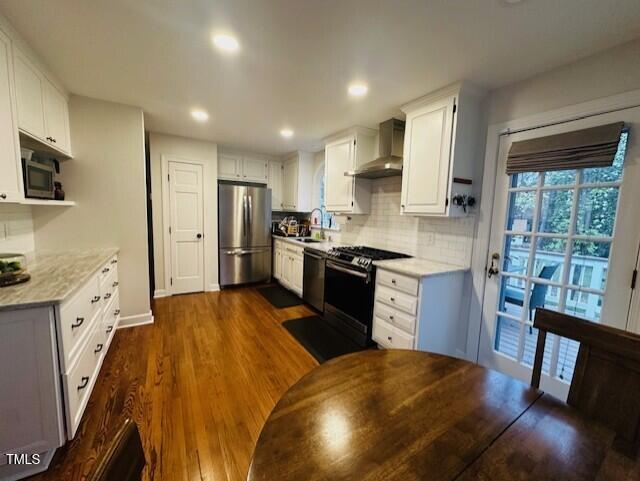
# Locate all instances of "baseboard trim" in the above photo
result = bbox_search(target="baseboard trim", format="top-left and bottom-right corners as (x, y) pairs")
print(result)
(118, 311), (154, 329)
(207, 283), (220, 292)
(153, 289), (168, 299)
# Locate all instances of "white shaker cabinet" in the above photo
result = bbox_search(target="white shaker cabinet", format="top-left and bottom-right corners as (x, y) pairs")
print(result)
(324, 126), (376, 214)
(268, 160), (284, 210)
(0, 28), (22, 203)
(400, 82), (484, 217)
(13, 47), (71, 157)
(218, 153), (242, 180)
(242, 156), (268, 183)
(218, 152), (269, 184)
(275, 240), (304, 297)
(281, 151), (313, 212)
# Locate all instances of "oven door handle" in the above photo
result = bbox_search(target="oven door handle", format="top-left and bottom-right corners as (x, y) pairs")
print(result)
(326, 260), (369, 280)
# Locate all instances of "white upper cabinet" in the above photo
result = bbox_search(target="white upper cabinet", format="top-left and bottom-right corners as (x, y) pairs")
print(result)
(281, 151), (313, 212)
(14, 48), (45, 139)
(218, 152), (268, 184)
(267, 160), (283, 210)
(242, 156), (268, 183)
(400, 82), (484, 217)
(43, 81), (70, 154)
(13, 47), (72, 157)
(324, 127), (376, 214)
(218, 153), (242, 180)
(0, 28), (22, 203)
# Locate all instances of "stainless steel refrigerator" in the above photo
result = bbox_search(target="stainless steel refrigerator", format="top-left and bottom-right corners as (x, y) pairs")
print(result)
(218, 183), (272, 287)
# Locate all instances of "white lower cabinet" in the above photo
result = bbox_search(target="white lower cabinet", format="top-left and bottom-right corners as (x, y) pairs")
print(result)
(0, 253), (120, 480)
(274, 240), (304, 297)
(372, 266), (466, 356)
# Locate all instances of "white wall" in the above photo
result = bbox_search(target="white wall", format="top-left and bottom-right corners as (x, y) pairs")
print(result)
(0, 204), (34, 255)
(485, 38), (640, 126)
(32, 95), (151, 324)
(149, 132), (218, 296)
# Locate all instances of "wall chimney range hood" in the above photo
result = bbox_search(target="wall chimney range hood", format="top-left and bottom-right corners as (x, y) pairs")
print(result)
(346, 118), (405, 179)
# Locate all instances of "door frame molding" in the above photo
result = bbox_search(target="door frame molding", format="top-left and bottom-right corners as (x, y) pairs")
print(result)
(468, 88), (640, 362)
(160, 154), (217, 296)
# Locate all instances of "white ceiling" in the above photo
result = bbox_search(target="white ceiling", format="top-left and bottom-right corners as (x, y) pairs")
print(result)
(2, 0), (640, 155)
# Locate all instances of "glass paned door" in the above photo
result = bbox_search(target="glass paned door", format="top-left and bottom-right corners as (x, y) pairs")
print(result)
(479, 108), (640, 400)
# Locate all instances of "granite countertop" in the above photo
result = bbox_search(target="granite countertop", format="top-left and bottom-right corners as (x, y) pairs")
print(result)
(372, 257), (469, 278)
(272, 235), (345, 253)
(0, 248), (119, 311)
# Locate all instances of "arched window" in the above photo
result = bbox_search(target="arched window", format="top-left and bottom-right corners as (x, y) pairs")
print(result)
(313, 162), (334, 228)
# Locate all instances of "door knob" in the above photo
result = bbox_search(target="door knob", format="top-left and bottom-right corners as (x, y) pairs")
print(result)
(487, 253), (500, 278)
(197, 233), (202, 239)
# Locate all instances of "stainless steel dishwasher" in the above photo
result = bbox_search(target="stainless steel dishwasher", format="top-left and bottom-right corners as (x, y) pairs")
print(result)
(303, 248), (326, 312)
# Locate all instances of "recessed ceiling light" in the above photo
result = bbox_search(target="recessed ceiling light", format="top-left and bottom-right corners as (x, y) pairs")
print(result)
(280, 128), (294, 139)
(191, 109), (209, 122)
(212, 34), (240, 53)
(348, 83), (368, 97)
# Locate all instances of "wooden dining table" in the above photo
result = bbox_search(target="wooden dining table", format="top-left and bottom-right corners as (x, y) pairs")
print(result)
(247, 350), (640, 481)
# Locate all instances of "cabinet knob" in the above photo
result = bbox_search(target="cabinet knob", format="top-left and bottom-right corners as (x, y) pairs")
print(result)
(111, 259), (118, 264)
(197, 233), (202, 239)
(387, 336), (392, 341)
(113, 281), (119, 287)
(0, 193), (6, 199)
(389, 315), (394, 320)
(390, 297), (395, 302)
(102, 267), (110, 273)
(391, 279), (396, 284)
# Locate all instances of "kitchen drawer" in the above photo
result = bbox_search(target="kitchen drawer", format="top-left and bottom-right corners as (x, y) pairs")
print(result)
(103, 290), (120, 347)
(372, 317), (414, 350)
(100, 268), (118, 312)
(375, 285), (418, 316)
(63, 325), (105, 438)
(58, 273), (102, 370)
(98, 256), (118, 286)
(284, 244), (304, 256)
(377, 269), (419, 296)
(375, 301), (416, 335)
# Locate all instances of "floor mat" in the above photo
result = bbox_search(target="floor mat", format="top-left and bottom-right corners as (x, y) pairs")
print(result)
(283, 316), (365, 363)
(257, 284), (304, 308)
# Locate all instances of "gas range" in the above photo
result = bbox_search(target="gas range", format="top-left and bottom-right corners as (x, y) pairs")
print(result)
(326, 245), (410, 270)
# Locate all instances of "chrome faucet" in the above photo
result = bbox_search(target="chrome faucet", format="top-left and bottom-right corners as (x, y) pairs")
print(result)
(309, 208), (324, 229)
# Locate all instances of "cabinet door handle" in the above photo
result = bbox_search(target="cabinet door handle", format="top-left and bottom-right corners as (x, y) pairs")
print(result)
(71, 317), (85, 329)
(391, 279), (396, 284)
(46, 136), (52, 141)
(104, 293), (112, 300)
(106, 326), (114, 333)
(387, 336), (392, 341)
(77, 376), (90, 390)
(0, 193), (6, 199)
(51, 138), (57, 143)
(114, 309), (120, 316)
(102, 267), (110, 274)
(111, 259), (118, 264)
(390, 297), (395, 302)
(94, 343), (104, 354)
(112, 281), (119, 287)
(389, 315), (394, 320)
(91, 295), (101, 303)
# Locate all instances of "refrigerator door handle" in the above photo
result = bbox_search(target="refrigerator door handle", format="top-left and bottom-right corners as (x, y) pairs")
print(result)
(242, 194), (248, 240)
(247, 195), (253, 238)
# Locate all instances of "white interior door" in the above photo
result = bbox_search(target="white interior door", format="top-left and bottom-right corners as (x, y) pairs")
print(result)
(169, 161), (204, 294)
(479, 107), (640, 400)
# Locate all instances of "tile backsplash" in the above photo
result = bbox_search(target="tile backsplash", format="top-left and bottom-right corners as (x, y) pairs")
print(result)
(331, 176), (476, 267)
(0, 204), (35, 254)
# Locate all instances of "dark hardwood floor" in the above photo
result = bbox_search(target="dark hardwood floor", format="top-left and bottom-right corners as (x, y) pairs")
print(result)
(30, 287), (318, 481)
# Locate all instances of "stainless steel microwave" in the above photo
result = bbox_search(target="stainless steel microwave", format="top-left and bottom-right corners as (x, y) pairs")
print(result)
(22, 159), (55, 199)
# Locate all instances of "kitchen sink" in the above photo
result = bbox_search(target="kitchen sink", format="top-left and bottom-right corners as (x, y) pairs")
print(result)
(297, 238), (321, 243)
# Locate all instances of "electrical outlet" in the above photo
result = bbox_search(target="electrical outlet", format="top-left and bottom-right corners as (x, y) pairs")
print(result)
(425, 232), (435, 246)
